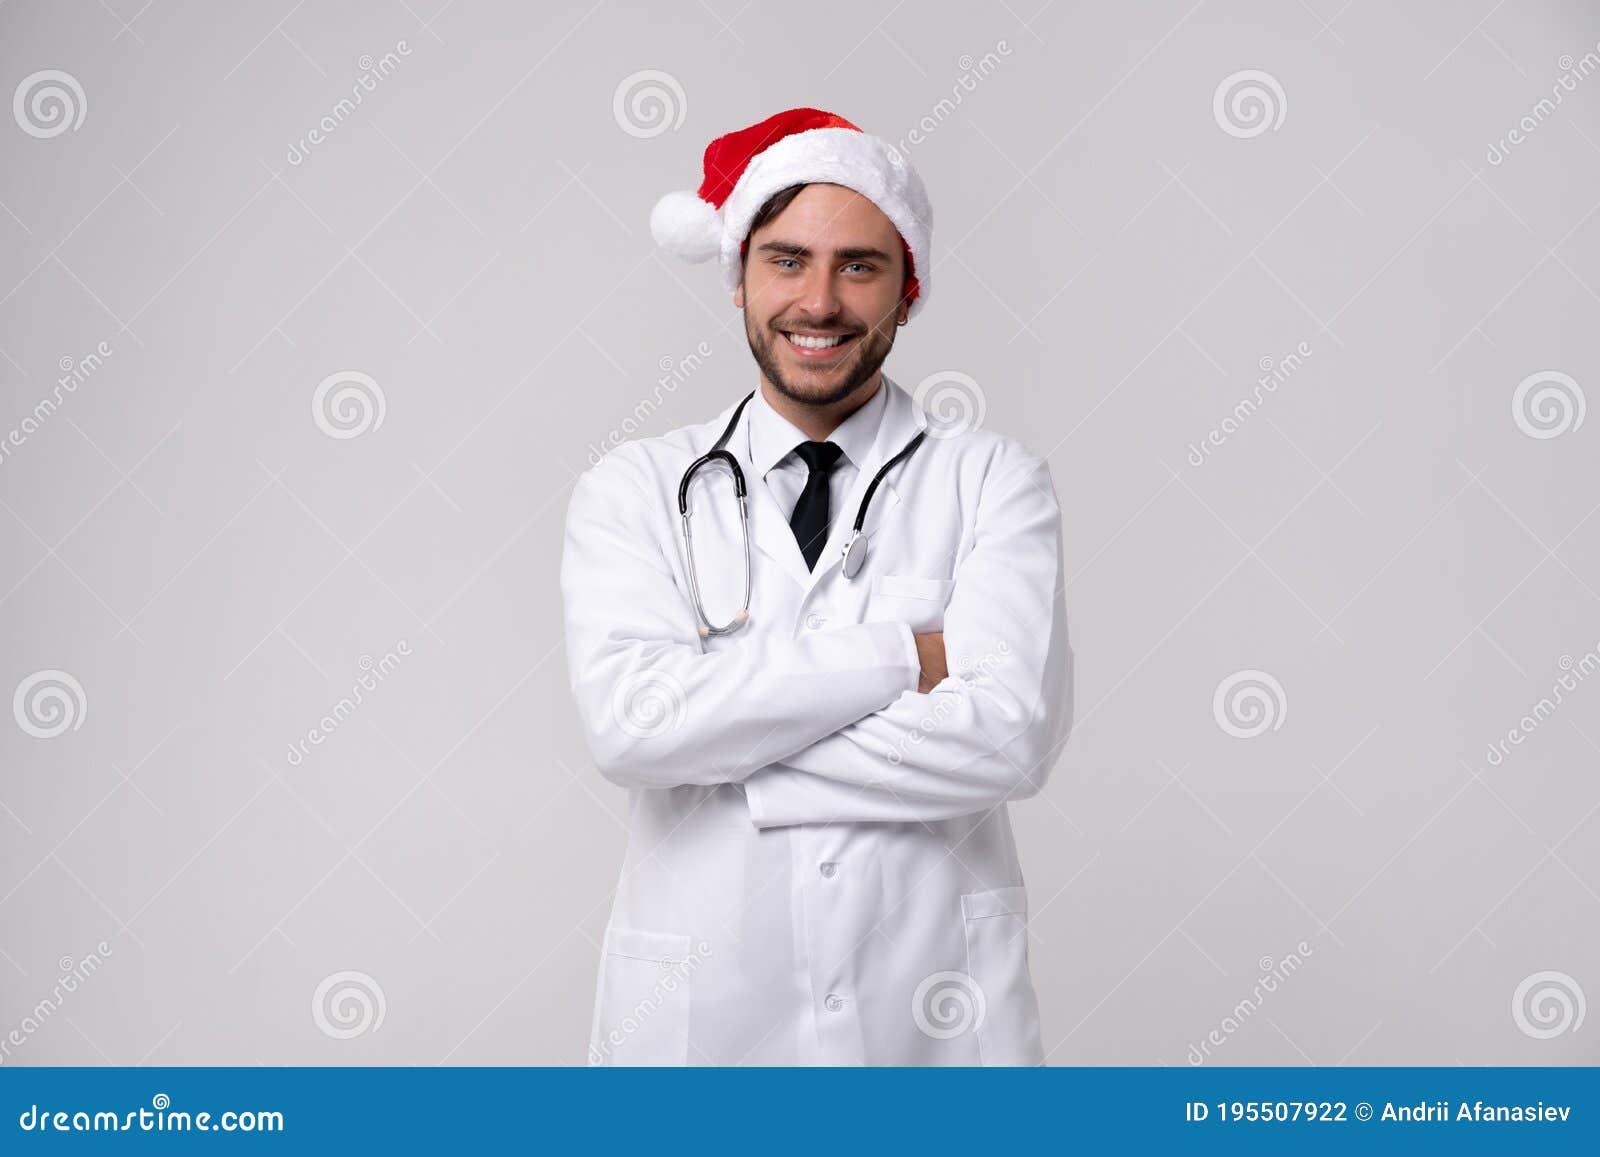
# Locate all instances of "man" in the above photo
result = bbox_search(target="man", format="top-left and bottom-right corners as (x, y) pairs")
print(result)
(561, 108), (1073, 1065)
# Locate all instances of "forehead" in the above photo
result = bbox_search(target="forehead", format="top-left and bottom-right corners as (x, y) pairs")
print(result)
(754, 183), (899, 244)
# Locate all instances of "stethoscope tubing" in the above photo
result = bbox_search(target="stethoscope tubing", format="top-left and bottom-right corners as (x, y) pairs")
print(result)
(678, 389), (925, 636)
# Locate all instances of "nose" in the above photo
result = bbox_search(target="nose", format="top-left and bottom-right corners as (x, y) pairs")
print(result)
(796, 262), (841, 321)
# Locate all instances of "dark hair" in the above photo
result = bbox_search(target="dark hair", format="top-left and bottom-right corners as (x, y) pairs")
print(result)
(743, 184), (807, 257)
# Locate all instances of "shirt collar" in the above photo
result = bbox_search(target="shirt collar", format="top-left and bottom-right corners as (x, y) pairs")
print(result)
(747, 380), (888, 479)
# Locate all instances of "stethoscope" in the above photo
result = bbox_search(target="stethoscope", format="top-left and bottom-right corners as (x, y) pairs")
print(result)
(677, 390), (927, 638)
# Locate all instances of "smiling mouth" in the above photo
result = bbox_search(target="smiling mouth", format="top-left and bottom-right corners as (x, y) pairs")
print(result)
(779, 329), (859, 356)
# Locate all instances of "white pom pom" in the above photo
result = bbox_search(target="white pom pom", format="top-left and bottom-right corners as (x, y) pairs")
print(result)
(650, 190), (722, 263)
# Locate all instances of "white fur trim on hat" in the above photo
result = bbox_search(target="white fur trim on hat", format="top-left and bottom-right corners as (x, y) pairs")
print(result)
(717, 127), (933, 318)
(650, 189), (722, 263)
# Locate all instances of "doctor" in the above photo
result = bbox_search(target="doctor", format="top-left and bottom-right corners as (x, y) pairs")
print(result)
(561, 108), (1074, 1066)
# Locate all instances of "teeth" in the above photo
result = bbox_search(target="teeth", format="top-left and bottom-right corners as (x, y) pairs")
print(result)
(786, 332), (848, 350)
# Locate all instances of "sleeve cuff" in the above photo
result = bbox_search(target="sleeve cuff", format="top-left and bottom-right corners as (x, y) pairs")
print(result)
(743, 772), (769, 827)
(888, 620), (920, 694)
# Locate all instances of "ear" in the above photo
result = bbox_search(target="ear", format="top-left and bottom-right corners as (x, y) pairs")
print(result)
(895, 298), (910, 326)
(733, 280), (745, 309)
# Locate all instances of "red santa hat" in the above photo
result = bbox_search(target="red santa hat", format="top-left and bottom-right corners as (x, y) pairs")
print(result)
(649, 107), (932, 318)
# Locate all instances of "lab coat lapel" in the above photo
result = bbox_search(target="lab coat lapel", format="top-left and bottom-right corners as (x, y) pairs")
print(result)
(743, 464), (814, 589)
(733, 375), (923, 595)
(800, 375), (919, 596)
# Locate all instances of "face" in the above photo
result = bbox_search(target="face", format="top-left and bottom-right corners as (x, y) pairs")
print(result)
(734, 183), (910, 408)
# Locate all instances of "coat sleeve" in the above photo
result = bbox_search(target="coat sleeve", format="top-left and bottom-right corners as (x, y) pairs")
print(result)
(743, 448), (1073, 828)
(561, 451), (921, 791)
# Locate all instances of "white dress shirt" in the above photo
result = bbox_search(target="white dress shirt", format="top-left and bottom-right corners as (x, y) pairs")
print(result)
(746, 380), (888, 546)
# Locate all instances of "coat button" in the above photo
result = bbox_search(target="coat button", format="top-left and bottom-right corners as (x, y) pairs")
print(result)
(804, 613), (827, 630)
(819, 861), (837, 878)
(824, 993), (844, 1012)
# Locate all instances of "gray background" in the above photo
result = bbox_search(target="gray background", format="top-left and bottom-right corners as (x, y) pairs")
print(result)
(2, 0), (1597, 1066)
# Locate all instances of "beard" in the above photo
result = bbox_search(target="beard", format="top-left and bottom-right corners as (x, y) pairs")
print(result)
(744, 311), (898, 409)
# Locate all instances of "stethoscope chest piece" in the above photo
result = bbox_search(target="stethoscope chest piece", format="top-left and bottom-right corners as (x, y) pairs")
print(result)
(840, 531), (867, 580)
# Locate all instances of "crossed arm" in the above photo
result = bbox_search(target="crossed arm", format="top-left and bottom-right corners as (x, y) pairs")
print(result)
(559, 446), (1073, 827)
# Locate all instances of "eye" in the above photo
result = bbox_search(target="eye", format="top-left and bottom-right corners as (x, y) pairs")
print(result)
(842, 262), (874, 274)
(773, 257), (801, 270)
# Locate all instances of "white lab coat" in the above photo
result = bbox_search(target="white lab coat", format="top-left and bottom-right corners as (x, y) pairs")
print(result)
(560, 373), (1074, 1065)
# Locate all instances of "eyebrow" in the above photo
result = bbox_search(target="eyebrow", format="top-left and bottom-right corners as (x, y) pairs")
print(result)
(754, 241), (894, 262)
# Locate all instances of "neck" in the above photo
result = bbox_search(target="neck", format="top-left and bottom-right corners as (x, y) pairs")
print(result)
(759, 372), (882, 442)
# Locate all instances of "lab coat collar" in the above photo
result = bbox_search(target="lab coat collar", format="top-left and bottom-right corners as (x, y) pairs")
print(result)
(747, 378), (886, 480)
(725, 372), (920, 593)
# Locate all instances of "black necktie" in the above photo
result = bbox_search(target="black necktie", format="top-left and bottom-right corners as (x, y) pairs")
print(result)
(788, 441), (844, 571)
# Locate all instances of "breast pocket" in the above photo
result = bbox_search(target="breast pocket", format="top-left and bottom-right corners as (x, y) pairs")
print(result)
(588, 926), (697, 1066)
(868, 575), (955, 633)
(960, 886), (1044, 1066)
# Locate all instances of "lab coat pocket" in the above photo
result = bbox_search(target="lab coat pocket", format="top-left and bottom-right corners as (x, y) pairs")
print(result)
(589, 926), (695, 1066)
(961, 886), (1044, 1066)
(868, 575), (954, 633)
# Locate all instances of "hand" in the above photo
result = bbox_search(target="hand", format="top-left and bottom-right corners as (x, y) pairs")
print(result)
(913, 632), (947, 694)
